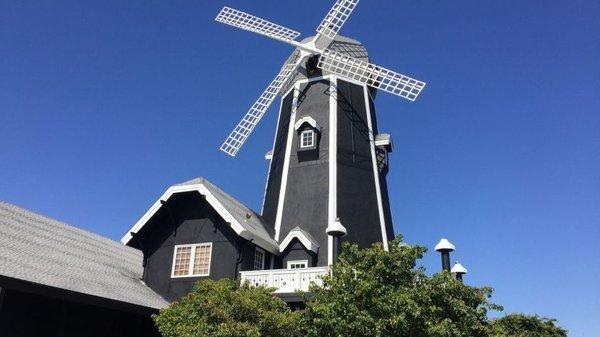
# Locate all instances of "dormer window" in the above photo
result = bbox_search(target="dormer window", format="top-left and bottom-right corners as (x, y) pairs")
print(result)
(300, 130), (316, 149)
(294, 116), (322, 154)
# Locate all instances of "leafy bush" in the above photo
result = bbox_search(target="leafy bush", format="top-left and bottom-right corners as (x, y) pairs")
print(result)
(490, 313), (568, 337)
(153, 279), (299, 337)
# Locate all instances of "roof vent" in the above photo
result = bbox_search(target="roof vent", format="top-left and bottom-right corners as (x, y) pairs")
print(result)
(434, 238), (455, 252)
(451, 261), (468, 282)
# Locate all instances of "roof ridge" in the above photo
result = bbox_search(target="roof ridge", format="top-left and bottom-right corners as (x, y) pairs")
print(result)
(178, 177), (261, 215)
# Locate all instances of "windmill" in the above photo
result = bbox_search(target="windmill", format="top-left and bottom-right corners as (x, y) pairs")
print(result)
(215, 0), (427, 266)
(216, 0), (426, 157)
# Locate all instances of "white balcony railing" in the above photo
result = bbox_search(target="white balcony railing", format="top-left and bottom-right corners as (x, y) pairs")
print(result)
(240, 267), (329, 294)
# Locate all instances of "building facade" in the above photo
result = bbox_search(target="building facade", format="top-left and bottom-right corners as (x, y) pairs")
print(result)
(0, 36), (397, 336)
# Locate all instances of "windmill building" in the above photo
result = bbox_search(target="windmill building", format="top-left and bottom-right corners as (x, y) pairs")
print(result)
(0, 1), (426, 336)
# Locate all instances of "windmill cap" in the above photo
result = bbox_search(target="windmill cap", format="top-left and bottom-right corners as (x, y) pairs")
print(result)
(434, 238), (455, 252)
(326, 218), (347, 237)
(451, 262), (468, 274)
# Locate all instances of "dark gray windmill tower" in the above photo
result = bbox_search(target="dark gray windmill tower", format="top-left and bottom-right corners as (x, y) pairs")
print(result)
(216, 0), (426, 266)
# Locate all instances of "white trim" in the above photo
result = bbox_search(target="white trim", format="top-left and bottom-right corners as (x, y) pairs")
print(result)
(294, 116), (322, 132)
(273, 82), (300, 241)
(294, 74), (328, 85)
(254, 247), (266, 270)
(362, 84), (390, 251)
(272, 74), (338, 245)
(329, 74), (369, 89)
(279, 229), (319, 253)
(299, 129), (316, 148)
(260, 91), (287, 215)
(170, 242), (213, 278)
(287, 260), (309, 269)
(374, 134), (393, 151)
(328, 76), (338, 265)
(121, 183), (279, 254)
(280, 80), (298, 101)
(288, 74), (336, 87)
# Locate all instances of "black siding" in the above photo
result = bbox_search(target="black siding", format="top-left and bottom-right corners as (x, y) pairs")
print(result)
(336, 79), (392, 248)
(369, 97), (395, 239)
(278, 80), (331, 266)
(262, 91), (295, 233)
(129, 192), (270, 302)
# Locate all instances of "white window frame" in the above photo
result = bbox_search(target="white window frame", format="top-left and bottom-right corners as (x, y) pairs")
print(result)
(300, 129), (315, 149)
(170, 242), (213, 278)
(287, 260), (309, 269)
(254, 247), (266, 270)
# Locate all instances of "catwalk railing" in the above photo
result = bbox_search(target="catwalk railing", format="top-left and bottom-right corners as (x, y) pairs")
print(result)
(240, 267), (329, 294)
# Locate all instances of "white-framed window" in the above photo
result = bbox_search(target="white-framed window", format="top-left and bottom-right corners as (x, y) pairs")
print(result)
(171, 243), (212, 278)
(300, 130), (315, 149)
(254, 247), (265, 270)
(287, 260), (308, 269)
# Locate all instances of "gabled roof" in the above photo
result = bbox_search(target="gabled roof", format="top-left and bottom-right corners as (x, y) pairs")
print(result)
(0, 201), (169, 310)
(279, 226), (320, 253)
(294, 116), (322, 132)
(122, 177), (279, 253)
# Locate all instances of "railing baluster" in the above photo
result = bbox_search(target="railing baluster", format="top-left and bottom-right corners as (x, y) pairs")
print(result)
(239, 267), (329, 293)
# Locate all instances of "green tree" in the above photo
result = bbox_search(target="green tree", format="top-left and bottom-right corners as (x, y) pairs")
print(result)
(490, 314), (567, 337)
(299, 237), (502, 337)
(152, 238), (567, 337)
(152, 279), (299, 337)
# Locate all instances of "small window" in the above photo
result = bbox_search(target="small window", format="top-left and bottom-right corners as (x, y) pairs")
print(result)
(300, 130), (315, 149)
(287, 260), (308, 269)
(254, 247), (265, 270)
(171, 243), (212, 278)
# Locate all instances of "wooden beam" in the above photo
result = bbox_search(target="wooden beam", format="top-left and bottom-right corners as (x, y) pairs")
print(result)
(0, 286), (5, 312)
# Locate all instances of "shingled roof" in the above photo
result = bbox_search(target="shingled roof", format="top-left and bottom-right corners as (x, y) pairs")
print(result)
(0, 201), (168, 310)
(122, 177), (279, 253)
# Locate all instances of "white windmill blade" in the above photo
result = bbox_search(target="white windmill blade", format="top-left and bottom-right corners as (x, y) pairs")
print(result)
(216, 7), (301, 45)
(315, 0), (360, 44)
(318, 49), (426, 101)
(220, 56), (302, 157)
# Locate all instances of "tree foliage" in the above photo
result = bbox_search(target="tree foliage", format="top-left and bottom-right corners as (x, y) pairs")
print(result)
(152, 279), (299, 337)
(300, 237), (502, 337)
(490, 314), (568, 337)
(152, 237), (567, 337)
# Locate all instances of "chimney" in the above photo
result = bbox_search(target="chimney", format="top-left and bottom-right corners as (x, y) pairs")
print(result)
(451, 262), (468, 282)
(434, 238), (455, 272)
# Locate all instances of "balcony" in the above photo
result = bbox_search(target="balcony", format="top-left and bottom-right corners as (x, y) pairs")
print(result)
(240, 267), (329, 294)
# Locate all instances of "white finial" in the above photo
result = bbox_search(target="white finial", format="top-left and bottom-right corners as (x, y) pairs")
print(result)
(435, 238), (455, 252)
(451, 261), (467, 274)
(326, 217), (347, 237)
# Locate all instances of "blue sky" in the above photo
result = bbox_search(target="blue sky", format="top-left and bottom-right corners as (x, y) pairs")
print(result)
(1, 0), (598, 335)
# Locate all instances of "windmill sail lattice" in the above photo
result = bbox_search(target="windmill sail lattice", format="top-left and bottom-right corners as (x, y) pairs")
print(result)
(215, 7), (301, 44)
(220, 59), (301, 157)
(216, 0), (426, 156)
(316, 0), (360, 42)
(318, 49), (426, 101)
